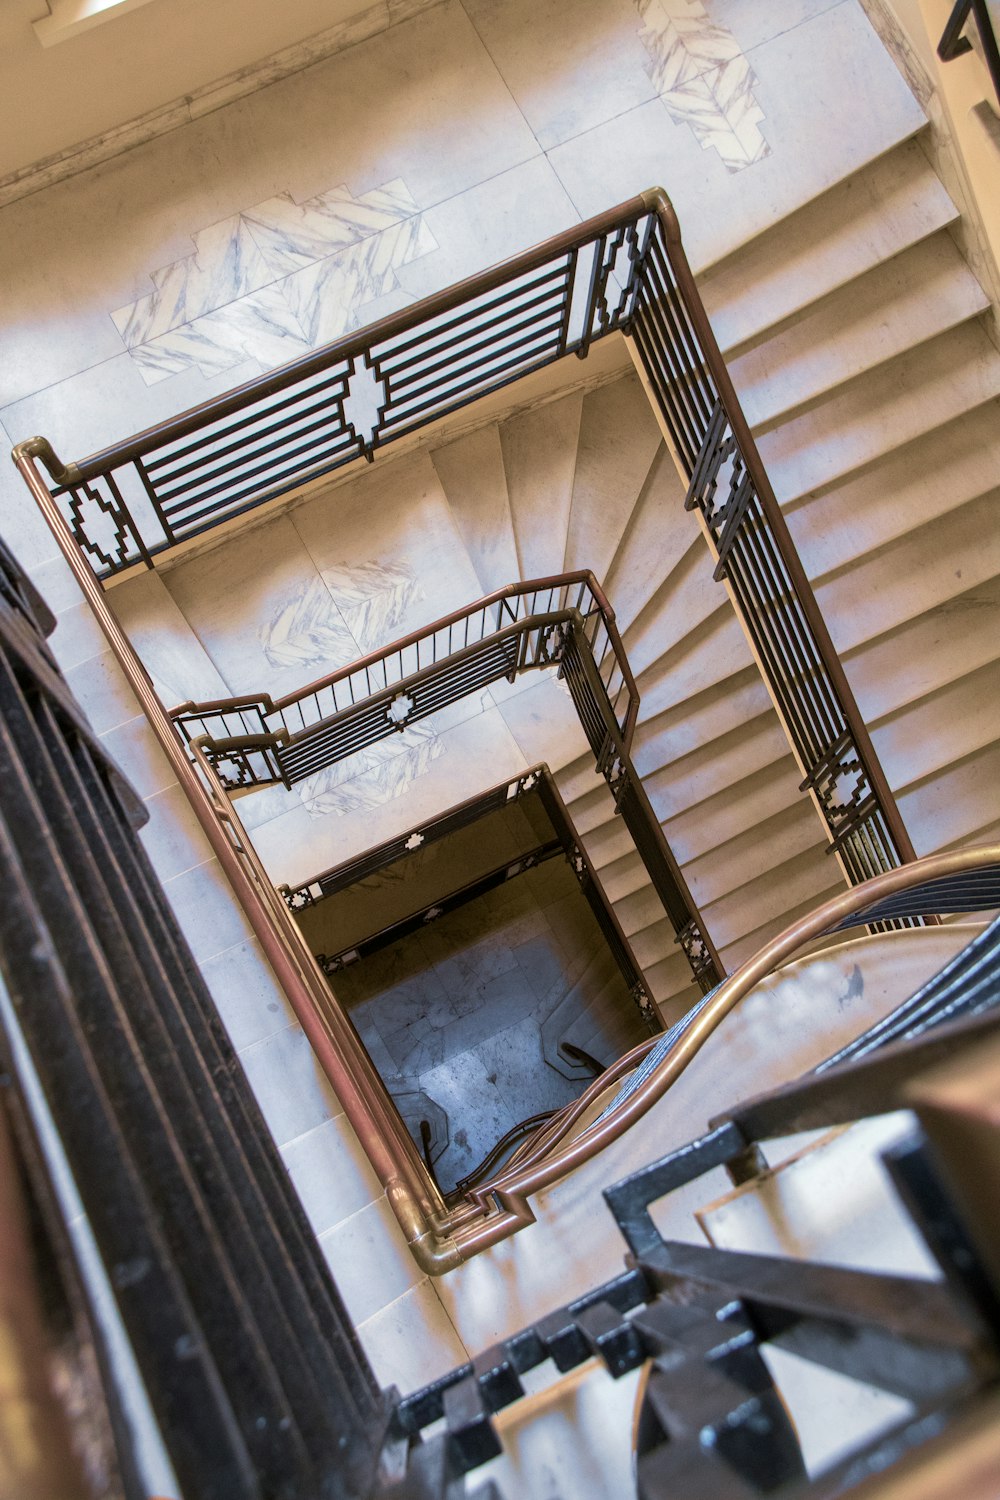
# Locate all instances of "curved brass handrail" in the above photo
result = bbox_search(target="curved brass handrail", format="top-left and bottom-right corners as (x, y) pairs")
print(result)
(461, 841), (1000, 1246)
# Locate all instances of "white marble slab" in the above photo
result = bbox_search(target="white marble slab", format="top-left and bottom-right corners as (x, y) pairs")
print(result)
(355, 1282), (469, 1394)
(549, 3), (926, 271)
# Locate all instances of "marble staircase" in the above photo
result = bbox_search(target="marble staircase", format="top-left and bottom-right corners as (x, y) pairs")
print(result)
(13, 8), (1000, 1444)
(414, 124), (1000, 1027)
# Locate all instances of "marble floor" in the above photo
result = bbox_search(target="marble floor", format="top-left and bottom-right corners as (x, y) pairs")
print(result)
(331, 857), (617, 1193)
(0, 0), (938, 1460)
(1, 0), (924, 584)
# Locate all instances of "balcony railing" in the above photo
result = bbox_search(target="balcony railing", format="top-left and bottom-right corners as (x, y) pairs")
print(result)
(169, 571), (637, 787)
(13, 187), (926, 1270)
(172, 571), (721, 995)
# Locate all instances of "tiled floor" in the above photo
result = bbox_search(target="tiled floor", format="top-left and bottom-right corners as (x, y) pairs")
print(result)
(331, 857), (619, 1193)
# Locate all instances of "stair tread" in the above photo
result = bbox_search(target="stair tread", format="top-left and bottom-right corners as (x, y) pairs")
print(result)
(874, 658), (1000, 794)
(562, 373), (661, 582)
(500, 392), (583, 581)
(603, 444), (693, 633)
(760, 321), (1000, 505)
(701, 137), (958, 352)
(430, 425), (519, 594)
(734, 232), (989, 432)
(788, 397), (1000, 579)
(848, 576), (1000, 725)
(817, 487), (1000, 654)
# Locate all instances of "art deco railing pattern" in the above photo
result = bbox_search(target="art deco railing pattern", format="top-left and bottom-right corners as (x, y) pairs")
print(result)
(16, 188), (915, 899)
(171, 572), (721, 993)
(283, 763), (660, 1029)
(169, 572), (635, 786)
(13, 187), (925, 1270)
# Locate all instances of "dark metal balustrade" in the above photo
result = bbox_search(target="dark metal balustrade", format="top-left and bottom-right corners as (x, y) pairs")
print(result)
(939, 0), (1000, 104)
(15, 187), (917, 914)
(0, 537), (390, 1500)
(170, 571), (635, 785)
(173, 575), (721, 994)
(18, 208), (652, 575)
(387, 914), (1000, 1499)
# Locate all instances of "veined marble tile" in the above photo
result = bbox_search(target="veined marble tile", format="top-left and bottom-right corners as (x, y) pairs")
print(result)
(321, 558), (424, 655)
(258, 574), (359, 673)
(637, 0), (743, 91)
(635, 0), (769, 171)
(115, 185), (437, 385)
(661, 56), (769, 170)
(112, 218), (272, 348)
(244, 178), (422, 277)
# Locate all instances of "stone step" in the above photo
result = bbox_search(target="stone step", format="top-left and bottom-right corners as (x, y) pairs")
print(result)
(499, 391), (583, 581)
(699, 136), (957, 353)
(702, 842), (838, 958)
(630, 666), (771, 778)
(683, 801), (827, 910)
(664, 752), (816, 862)
(430, 424), (519, 595)
(735, 231), (989, 433)
(620, 537), (727, 681)
(633, 611), (755, 725)
(817, 487), (1000, 657)
(642, 714), (793, 835)
(561, 372), (661, 583)
(848, 575), (1000, 727)
(787, 397), (1000, 580)
(897, 739), (1000, 858)
(874, 658), (1000, 798)
(602, 443), (694, 632)
(760, 320), (1000, 507)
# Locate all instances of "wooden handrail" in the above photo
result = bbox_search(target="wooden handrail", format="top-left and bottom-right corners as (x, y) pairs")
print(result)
(29, 199), (651, 488)
(640, 187), (918, 870)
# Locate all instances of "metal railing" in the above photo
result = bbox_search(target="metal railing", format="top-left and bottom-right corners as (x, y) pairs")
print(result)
(19, 206), (652, 576)
(939, 0), (1000, 105)
(172, 572), (720, 994)
(12, 187), (927, 1270)
(169, 571), (637, 787)
(16, 188), (916, 895)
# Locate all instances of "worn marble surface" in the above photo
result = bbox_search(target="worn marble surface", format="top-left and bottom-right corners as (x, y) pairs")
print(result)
(331, 859), (621, 1192)
(0, 0), (942, 1410)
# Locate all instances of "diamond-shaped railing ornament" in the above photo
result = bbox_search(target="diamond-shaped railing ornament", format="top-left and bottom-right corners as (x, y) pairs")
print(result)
(386, 691), (415, 727)
(342, 353), (388, 457)
(67, 481), (134, 572)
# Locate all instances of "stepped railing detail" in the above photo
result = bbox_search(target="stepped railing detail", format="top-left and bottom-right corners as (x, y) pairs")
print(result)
(171, 573), (720, 994)
(12, 188), (930, 1268)
(170, 571), (636, 785)
(15, 188), (916, 893)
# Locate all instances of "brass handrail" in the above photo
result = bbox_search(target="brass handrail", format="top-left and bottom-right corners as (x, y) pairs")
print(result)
(170, 569), (640, 752)
(12, 187), (927, 1271)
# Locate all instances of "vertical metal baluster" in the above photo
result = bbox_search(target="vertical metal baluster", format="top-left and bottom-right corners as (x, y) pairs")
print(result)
(577, 234), (606, 360)
(559, 248), (579, 356)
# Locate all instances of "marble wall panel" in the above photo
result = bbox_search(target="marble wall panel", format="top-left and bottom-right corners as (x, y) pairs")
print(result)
(291, 449), (483, 632)
(549, 4), (925, 271)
